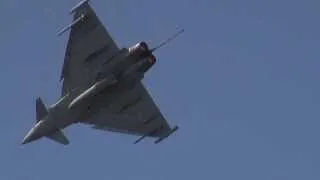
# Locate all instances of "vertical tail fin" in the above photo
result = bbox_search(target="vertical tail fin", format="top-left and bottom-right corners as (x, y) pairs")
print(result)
(35, 97), (70, 145)
(36, 97), (48, 122)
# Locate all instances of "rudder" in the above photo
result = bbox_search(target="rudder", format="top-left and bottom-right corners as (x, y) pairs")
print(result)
(36, 97), (48, 122)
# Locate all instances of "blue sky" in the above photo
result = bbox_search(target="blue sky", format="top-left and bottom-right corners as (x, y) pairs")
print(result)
(0, 0), (319, 179)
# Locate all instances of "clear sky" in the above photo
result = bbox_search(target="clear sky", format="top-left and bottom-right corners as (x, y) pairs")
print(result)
(0, 0), (319, 179)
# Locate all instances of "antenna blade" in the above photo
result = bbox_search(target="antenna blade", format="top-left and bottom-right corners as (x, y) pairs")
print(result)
(151, 28), (184, 52)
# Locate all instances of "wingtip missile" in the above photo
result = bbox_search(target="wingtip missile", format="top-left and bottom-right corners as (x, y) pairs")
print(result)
(69, 0), (90, 14)
(57, 13), (85, 36)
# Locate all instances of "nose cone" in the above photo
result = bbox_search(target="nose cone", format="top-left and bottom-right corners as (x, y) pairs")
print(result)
(21, 121), (43, 145)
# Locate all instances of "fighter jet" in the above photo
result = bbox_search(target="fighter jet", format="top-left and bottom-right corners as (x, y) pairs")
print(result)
(21, 0), (180, 145)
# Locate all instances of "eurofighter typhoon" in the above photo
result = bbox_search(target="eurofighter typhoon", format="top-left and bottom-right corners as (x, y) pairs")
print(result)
(21, 0), (181, 145)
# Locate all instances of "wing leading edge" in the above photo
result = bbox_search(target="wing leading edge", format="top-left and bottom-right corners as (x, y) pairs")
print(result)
(60, 1), (120, 96)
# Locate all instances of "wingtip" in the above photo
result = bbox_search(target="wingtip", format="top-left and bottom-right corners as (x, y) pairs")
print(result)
(62, 141), (70, 145)
(154, 125), (179, 144)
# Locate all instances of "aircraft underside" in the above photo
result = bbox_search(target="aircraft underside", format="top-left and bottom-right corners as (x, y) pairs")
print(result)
(21, 0), (181, 145)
